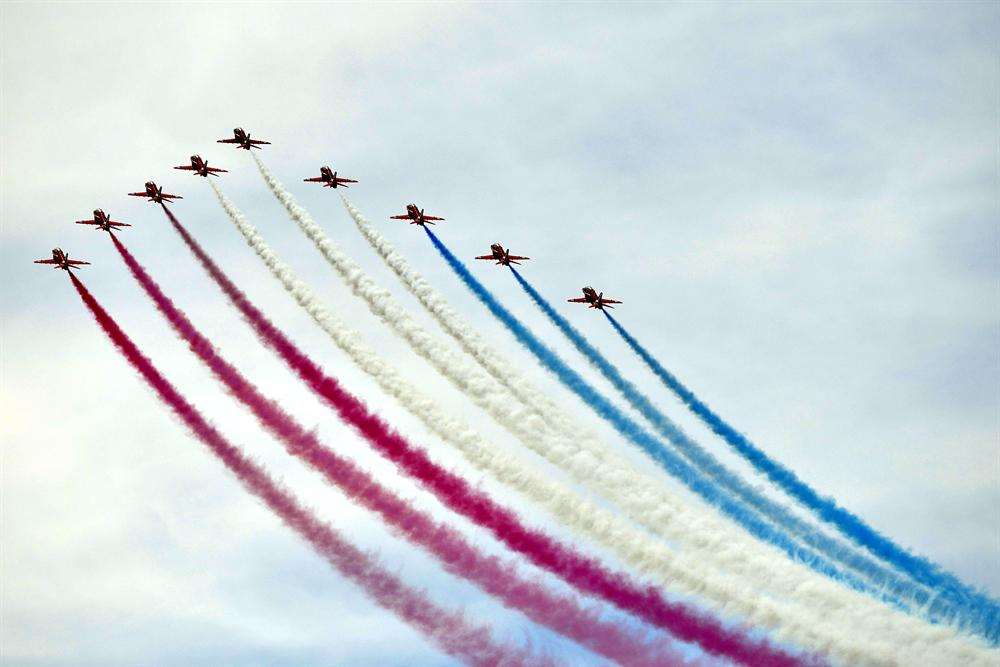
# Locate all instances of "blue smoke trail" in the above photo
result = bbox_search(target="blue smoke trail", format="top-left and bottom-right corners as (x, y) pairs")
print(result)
(506, 258), (993, 637)
(506, 265), (975, 621)
(423, 226), (904, 608)
(602, 310), (1000, 639)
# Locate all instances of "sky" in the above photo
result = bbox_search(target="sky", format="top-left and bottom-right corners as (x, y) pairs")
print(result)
(2, 2), (998, 665)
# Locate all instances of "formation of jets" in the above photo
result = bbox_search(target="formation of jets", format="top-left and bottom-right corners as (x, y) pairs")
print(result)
(38, 127), (625, 311)
(34, 248), (90, 271)
(304, 166), (357, 189)
(390, 204), (444, 226)
(129, 181), (183, 204)
(476, 243), (529, 266)
(76, 209), (130, 232)
(174, 155), (228, 178)
(217, 127), (270, 150)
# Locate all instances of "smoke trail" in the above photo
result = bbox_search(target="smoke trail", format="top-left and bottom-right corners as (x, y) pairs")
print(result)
(159, 205), (805, 667)
(250, 160), (906, 637)
(515, 257), (958, 620)
(602, 310), (998, 637)
(250, 157), (928, 618)
(506, 268), (959, 622)
(340, 195), (978, 633)
(67, 272), (532, 667)
(423, 226), (999, 665)
(110, 231), (707, 667)
(207, 180), (995, 666)
(420, 229), (860, 585)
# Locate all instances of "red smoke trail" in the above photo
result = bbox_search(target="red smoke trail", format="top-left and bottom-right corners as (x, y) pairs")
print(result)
(158, 205), (810, 667)
(67, 272), (530, 667)
(110, 228), (700, 667)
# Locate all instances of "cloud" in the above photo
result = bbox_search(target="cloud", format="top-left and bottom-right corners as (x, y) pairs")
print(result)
(2, 2), (997, 663)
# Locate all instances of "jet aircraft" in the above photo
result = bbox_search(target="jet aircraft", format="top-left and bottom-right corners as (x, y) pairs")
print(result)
(568, 286), (622, 310)
(75, 209), (130, 232)
(34, 248), (90, 271)
(390, 204), (444, 226)
(475, 244), (529, 266)
(217, 127), (270, 150)
(128, 181), (183, 203)
(304, 166), (357, 188)
(174, 155), (228, 177)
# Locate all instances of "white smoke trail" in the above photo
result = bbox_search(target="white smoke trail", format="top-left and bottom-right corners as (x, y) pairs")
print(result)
(213, 177), (993, 666)
(248, 162), (995, 664)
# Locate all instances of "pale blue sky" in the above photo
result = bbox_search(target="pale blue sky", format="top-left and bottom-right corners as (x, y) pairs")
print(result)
(2, 3), (997, 665)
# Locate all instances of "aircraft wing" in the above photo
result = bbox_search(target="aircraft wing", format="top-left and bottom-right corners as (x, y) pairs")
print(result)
(567, 297), (590, 303)
(206, 167), (228, 174)
(390, 214), (411, 220)
(304, 176), (325, 182)
(174, 165), (197, 171)
(127, 192), (148, 197)
(217, 138), (240, 144)
(66, 260), (91, 266)
(474, 255), (495, 260)
(508, 255), (529, 262)
(601, 298), (622, 305)
(108, 221), (132, 229)
(423, 215), (445, 221)
(336, 178), (358, 184)
(160, 194), (183, 200)
(75, 220), (99, 225)
(34, 258), (59, 265)
(248, 139), (271, 146)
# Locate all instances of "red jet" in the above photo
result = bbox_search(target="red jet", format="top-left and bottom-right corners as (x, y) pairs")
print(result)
(174, 155), (228, 177)
(390, 204), (444, 226)
(475, 243), (529, 266)
(34, 248), (90, 271)
(217, 127), (270, 150)
(304, 166), (357, 189)
(128, 181), (183, 204)
(75, 209), (131, 232)
(568, 286), (622, 310)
